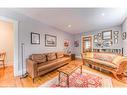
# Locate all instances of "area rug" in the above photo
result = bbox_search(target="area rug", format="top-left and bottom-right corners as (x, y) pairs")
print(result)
(40, 69), (112, 88)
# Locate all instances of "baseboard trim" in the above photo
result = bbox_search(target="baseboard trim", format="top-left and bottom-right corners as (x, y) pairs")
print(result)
(75, 56), (81, 59)
(17, 69), (27, 76)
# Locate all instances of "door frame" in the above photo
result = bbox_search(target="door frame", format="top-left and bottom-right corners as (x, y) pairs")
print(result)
(0, 16), (19, 76)
(81, 35), (93, 53)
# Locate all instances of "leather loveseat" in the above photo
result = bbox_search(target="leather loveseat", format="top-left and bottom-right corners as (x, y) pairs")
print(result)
(81, 52), (127, 80)
(26, 51), (71, 82)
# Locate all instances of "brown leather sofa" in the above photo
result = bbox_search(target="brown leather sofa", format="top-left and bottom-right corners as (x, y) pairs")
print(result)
(81, 52), (127, 80)
(26, 52), (71, 82)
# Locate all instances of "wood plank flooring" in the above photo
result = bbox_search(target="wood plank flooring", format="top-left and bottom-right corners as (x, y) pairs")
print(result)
(0, 59), (127, 87)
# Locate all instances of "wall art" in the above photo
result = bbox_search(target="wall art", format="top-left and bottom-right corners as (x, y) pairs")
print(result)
(45, 34), (57, 47)
(122, 32), (126, 40)
(102, 30), (112, 40)
(31, 32), (40, 44)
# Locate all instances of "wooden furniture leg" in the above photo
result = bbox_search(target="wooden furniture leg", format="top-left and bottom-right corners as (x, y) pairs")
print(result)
(58, 72), (61, 86)
(3, 60), (5, 68)
(81, 66), (82, 74)
(112, 72), (123, 80)
(0, 52), (6, 68)
(67, 74), (69, 87)
(33, 78), (35, 83)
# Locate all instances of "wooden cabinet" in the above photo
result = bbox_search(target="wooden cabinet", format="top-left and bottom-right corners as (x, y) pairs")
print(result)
(64, 53), (75, 60)
(71, 54), (75, 60)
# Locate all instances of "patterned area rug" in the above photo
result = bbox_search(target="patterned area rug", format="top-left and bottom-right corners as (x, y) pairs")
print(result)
(40, 69), (112, 88)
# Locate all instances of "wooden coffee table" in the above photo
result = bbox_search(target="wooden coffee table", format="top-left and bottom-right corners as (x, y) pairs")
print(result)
(57, 62), (83, 87)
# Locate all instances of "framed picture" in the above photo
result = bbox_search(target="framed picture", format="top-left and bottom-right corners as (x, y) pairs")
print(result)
(94, 35), (98, 43)
(114, 38), (118, 44)
(98, 33), (101, 37)
(122, 32), (126, 40)
(74, 40), (79, 47)
(45, 34), (57, 47)
(114, 31), (119, 44)
(102, 40), (112, 47)
(114, 31), (119, 35)
(31, 32), (40, 44)
(102, 30), (112, 40)
(64, 40), (69, 47)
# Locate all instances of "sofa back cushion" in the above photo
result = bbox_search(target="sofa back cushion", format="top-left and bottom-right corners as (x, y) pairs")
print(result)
(30, 54), (46, 63)
(85, 52), (93, 58)
(47, 52), (57, 61)
(57, 51), (64, 58)
(93, 52), (116, 62)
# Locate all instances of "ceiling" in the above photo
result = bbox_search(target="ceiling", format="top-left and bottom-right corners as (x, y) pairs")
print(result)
(13, 8), (127, 34)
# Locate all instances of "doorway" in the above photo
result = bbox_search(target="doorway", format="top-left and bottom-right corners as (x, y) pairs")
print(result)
(0, 16), (18, 78)
(82, 35), (93, 53)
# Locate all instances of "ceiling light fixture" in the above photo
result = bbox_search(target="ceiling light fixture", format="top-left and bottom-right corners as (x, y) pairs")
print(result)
(68, 24), (71, 28)
(101, 13), (105, 16)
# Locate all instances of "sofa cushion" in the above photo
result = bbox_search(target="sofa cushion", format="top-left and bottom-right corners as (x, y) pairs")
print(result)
(47, 52), (57, 61)
(56, 57), (70, 63)
(37, 60), (59, 71)
(93, 53), (116, 62)
(30, 54), (46, 63)
(86, 58), (117, 69)
(57, 51), (64, 58)
(38, 57), (70, 71)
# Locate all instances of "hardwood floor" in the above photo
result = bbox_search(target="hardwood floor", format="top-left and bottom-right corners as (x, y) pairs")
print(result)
(0, 59), (127, 87)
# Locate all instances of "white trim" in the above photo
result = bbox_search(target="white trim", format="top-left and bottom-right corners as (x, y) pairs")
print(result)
(75, 55), (81, 59)
(81, 35), (93, 53)
(0, 16), (19, 76)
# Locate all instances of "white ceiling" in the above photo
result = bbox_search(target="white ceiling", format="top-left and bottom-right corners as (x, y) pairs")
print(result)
(13, 8), (127, 34)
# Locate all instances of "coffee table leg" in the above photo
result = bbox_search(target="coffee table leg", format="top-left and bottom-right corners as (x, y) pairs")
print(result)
(81, 66), (82, 74)
(58, 72), (60, 86)
(67, 74), (69, 87)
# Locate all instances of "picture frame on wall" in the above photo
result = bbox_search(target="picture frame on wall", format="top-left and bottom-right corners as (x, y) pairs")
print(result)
(31, 32), (40, 44)
(113, 31), (119, 44)
(102, 30), (112, 40)
(98, 33), (101, 37)
(74, 40), (79, 47)
(94, 35), (98, 43)
(64, 40), (69, 47)
(122, 32), (126, 40)
(102, 40), (112, 47)
(114, 38), (118, 44)
(114, 31), (119, 35)
(45, 34), (57, 47)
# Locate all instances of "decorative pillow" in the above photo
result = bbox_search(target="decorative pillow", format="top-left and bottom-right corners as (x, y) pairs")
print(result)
(93, 53), (102, 59)
(47, 52), (57, 61)
(30, 54), (46, 63)
(57, 52), (64, 58)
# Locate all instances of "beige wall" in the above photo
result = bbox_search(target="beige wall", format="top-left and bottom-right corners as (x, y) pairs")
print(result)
(0, 20), (14, 64)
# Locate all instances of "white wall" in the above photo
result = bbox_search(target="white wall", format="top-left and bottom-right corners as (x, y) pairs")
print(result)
(0, 9), (74, 76)
(74, 26), (122, 57)
(0, 20), (14, 64)
(122, 18), (127, 56)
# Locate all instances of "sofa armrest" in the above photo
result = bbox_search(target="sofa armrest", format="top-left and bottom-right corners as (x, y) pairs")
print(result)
(26, 59), (38, 79)
(116, 58), (127, 75)
(63, 53), (70, 57)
